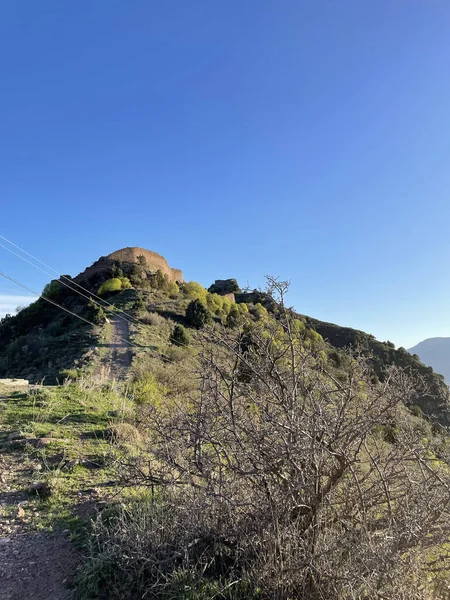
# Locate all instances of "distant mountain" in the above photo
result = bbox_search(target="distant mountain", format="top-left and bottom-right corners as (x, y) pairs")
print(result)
(408, 338), (450, 382)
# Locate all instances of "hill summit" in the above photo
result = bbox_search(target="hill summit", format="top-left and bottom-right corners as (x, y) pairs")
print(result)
(77, 247), (183, 285)
(0, 248), (449, 427)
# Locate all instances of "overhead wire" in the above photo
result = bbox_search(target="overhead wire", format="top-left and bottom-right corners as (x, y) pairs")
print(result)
(0, 233), (200, 366)
(0, 239), (142, 330)
(0, 233), (151, 329)
(0, 270), (136, 349)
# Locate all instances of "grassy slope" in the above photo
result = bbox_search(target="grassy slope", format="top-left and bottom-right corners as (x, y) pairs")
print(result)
(2, 285), (450, 599)
(0, 380), (134, 533)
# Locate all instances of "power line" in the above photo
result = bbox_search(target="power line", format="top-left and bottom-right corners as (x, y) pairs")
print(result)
(0, 270), (135, 349)
(0, 239), (141, 330)
(0, 234), (147, 329)
(0, 233), (195, 367)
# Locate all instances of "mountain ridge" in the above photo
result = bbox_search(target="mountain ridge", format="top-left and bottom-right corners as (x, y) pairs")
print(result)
(0, 249), (449, 425)
(408, 336), (450, 383)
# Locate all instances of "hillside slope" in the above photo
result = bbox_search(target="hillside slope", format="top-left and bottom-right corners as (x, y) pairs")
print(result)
(0, 253), (449, 424)
(2, 261), (450, 599)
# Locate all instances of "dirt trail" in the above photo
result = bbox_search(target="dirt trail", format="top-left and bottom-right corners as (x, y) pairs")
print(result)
(0, 531), (77, 600)
(103, 314), (132, 380)
(0, 453), (78, 600)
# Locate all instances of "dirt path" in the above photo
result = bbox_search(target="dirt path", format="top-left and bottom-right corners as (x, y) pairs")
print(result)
(0, 531), (76, 600)
(0, 453), (78, 600)
(101, 314), (132, 381)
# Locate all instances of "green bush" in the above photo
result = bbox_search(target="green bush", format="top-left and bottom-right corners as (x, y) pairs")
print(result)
(169, 324), (190, 347)
(221, 296), (233, 316)
(186, 299), (212, 329)
(183, 281), (208, 303)
(111, 262), (124, 278)
(129, 374), (167, 405)
(168, 281), (179, 297)
(58, 368), (81, 381)
(98, 278), (123, 295)
(253, 303), (268, 321)
(208, 278), (240, 294)
(150, 269), (169, 291)
(42, 277), (77, 303)
(226, 304), (241, 328)
(133, 295), (146, 311)
(87, 299), (106, 324)
(206, 293), (224, 315)
(120, 277), (132, 290)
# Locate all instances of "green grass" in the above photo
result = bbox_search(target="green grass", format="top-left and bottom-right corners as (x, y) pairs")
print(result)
(0, 381), (135, 532)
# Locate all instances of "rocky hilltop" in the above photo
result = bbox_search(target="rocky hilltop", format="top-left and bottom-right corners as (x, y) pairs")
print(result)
(0, 253), (449, 425)
(108, 247), (183, 282)
(75, 246), (183, 286)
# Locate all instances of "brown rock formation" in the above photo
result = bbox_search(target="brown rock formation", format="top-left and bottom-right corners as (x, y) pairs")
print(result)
(107, 248), (183, 282)
(76, 247), (183, 285)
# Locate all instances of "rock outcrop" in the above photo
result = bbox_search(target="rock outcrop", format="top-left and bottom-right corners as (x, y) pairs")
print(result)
(107, 248), (183, 282)
(208, 279), (240, 295)
(76, 247), (183, 284)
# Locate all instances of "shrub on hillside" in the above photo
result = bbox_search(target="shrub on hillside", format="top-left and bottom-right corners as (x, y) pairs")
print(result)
(226, 304), (241, 328)
(169, 324), (189, 347)
(249, 302), (268, 321)
(97, 278), (123, 295)
(141, 312), (165, 327)
(128, 374), (167, 405)
(87, 299), (106, 324)
(183, 281), (208, 303)
(79, 279), (450, 600)
(133, 295), (146, 311)
(150, 269), (169, 291)
(207, 293), (224, 315)
(120, 277), (132, 290)
(186, 299), (212, 329)
(128, 263), (145, 287)
(58, 368), (81, 381)
(42, 277), (77, 303)
(168, 282), (179, 297)
(111, 262), (124, 278)
(221, 296), (233, 316)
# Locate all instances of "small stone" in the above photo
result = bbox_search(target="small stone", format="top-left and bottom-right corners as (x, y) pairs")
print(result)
(36, 437), (56, 448)
(27, 481), (52, 499)
(15, 506), (25, 519)
(7, 431), (24, 442)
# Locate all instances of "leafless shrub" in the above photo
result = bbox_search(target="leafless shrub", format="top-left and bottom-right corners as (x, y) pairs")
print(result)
(140, 312), (166, 327)
(85, 279), (450, 599)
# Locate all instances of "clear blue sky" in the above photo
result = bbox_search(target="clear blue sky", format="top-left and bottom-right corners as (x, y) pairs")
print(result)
(1, 1), (450, 349)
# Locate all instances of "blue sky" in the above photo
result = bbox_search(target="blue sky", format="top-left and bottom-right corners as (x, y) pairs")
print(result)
(1, 1), (450, 349)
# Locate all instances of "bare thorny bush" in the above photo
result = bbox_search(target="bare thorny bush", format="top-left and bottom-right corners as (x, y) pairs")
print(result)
(91, 279), (450, 600)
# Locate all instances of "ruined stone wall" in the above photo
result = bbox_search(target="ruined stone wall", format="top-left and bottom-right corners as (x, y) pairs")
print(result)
(76, 247), (183, 284)
(107, 248), (183, 282)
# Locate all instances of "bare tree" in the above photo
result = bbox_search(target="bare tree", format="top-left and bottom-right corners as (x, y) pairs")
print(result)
(112, 279), (450, 599)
